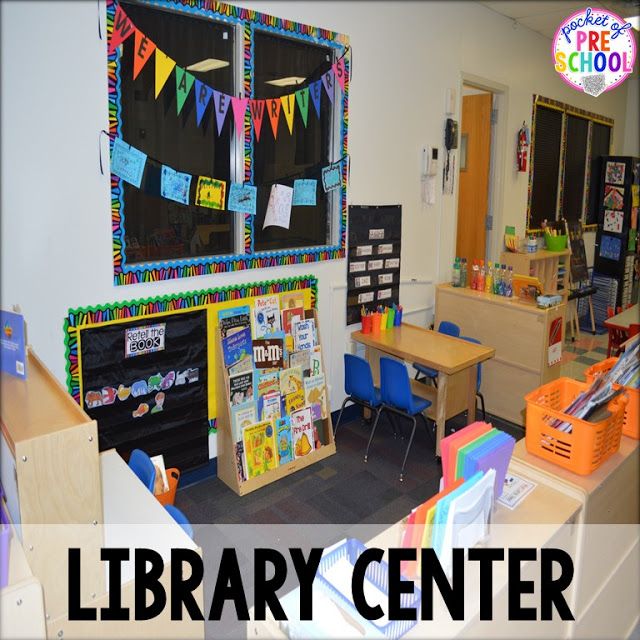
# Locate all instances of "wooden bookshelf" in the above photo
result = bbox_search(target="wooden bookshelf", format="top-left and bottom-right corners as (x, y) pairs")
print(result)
(216, 308), (336, 496)
(501, 249), (570, 298)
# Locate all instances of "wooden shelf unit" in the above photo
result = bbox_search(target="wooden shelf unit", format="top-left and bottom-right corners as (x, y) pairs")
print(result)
(216, 308), (336, 496)
(501, 249), (570, 298)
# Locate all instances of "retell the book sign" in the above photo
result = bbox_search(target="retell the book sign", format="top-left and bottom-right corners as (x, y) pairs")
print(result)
(553, 7), (635, 96)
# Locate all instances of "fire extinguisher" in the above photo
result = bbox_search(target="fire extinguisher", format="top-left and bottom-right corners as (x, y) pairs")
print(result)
(517, 122), (530, 172)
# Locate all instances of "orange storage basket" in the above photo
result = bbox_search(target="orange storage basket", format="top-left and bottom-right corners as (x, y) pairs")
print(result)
(584, 358), (639, 440)
(155, 468), (180, 506)
(524, 377), (626, 475)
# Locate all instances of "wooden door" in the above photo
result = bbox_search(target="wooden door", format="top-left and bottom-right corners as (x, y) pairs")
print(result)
(456, 93), (492, 264)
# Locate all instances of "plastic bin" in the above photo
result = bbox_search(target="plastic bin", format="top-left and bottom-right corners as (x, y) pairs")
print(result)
(1, 498), (11, 589)
(316, 538), (421, 639)
(544, 234), (567, 251)
(155, 468), (180, 506)
(524, 377), (626, 475)
(584, 358), (639, 439)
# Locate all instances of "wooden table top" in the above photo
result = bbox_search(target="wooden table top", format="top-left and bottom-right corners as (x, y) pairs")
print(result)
(604, 303), (639, 330)
(351, 323), (495, 375)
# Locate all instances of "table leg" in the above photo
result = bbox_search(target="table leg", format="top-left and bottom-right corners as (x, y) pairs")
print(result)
(467, 365), (477, 424)
(435, 372), (449, 457)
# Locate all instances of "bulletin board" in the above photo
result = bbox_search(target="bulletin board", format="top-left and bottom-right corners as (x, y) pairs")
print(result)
(64, 275), (316, 470)
(346, 205), (402, 325)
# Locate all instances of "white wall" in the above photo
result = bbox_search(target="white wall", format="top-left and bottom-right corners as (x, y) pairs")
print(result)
(1, 2), (634, 455)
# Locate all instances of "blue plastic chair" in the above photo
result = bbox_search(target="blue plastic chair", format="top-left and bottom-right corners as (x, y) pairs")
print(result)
(460, 336), (486, 421)
(413, 321), (461, 385)
(128, 449), (156, 493)
(366, 357), (433, 482)
(165, 505), (194, 540)
(334, 354), (384, 437)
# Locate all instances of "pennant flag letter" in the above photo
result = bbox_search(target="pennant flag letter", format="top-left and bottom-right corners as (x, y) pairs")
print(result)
(333, 57), (347, 92)
(213, 91), (230, 135)
(111, 138), (147, 188)
(228, 183), (257, 216)
(295, 88), (309, 127)
(195, 176), (226, 210)
(309, 80), (322, 118)
(155, 50), (176, 99)
(250, 100), (265, 142)
(322, 163), (342, 192)
(292, 179), (317, 206)
(195, 80), (213, 127)
(267, 98), (281, 139)
(321, 69), (335, 103)
(161, 166), (192, 205)
(176, 68), (195, 115)
(231, 97), (249, 137)
(280, 94), (295, 134)
(132, 30), (156, 80)
(108, 4), (134, 54)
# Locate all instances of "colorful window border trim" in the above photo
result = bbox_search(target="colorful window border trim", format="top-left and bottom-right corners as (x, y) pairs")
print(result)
(107, 0), (349, 286)
(64, 274), (318, 432)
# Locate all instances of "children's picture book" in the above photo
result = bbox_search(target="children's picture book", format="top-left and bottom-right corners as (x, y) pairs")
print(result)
(309, 346), (323, 377)
(235, 440), (247, 482)
(222, 325), (252, 368)
(280, 366), (303, 396)
(289, 350), (311, 375)
(310, 402), (323, 422)
(253, 295), (282, 338)
(252, 338), (284, 369)
(149, 454), (169, 495)
(219, 305), (251, 338)
(231, 401), (257, 442)
(282, 306), (305, 334)
(605, 161), (625, 185)
(304, 374), (328, 419)
(291, 407), (315, 459)
(603, 185), (624, 210)
(280, 291), (305, 311)
(256, 370), (280, 399)
(260, 392), (282, 422)
(293, 319), (316, 351)
(228, 355), (253, 376)
(275, 417), (293, 466)
(229, 370), (254, 406)
(242, 420), (277, 478)
(285, 388), (306, 414)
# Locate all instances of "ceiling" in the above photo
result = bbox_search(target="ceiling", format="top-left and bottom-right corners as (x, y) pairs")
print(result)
(480, 1), (640, 39)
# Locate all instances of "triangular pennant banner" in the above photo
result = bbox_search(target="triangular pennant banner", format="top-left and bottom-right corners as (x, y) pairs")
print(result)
(231, 97), (249, 136)
(132, 30), (156, 80)
(295, 88), (309, 127)
(213, 90), (230, 135)
(280, 94), (295, 134)
(195, 80), (213, 127)
(154, 50), (176, 99)
(266, 98), (281, 139)
(321, 69), (335, 103)
(108, 4), (134, 54)
(309, 80), (322, 118)
(175, 68), (195, 115)
(333, 57), (347, 92)
(249, 100), (265, 142)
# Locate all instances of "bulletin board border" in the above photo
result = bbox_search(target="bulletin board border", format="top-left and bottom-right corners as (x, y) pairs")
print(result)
(63, 275), (318, 420)
(107, 0), (349, 286)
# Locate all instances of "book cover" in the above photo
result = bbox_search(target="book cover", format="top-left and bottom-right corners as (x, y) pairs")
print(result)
(243, 420), (277, 478)
(285, 388), (306, 414)
(229, 370), (254, 406)
(235, 440), (247, 482)
(280, 291), (305, 311)
(293, 319), (316, 351)
(256, 370), (280, 399)
(260, 392), (282, 422)
(218, 305), (251, 339)
(309, 346), (323, 377)
(222, 325), (252, 368)
(253, 295), (282, 338)
(304, 374), (328, 419)
(228, 355), (253, 376)
(280, 366), (303, 396)
(275, 417), (294, 466)
(252, 338), (284, 369)
(231, 401), (257, 442)
(310, 402), (323, 422)
(291, 407), (315, 459)
(289, 350), (311, 375)
(282, 306), (305, 334)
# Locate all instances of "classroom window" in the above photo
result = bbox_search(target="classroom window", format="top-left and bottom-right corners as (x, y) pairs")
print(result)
(252, 31), (338, 252)
(527, 96), (613, 231)
(118, 1), (236, 264)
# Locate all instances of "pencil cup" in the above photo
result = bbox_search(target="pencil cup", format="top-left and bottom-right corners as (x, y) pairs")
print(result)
(386, 308), (395, 328)
(394, 309), (402, 326)
(380, 311), (389, 331)
(362, 314), (372, 334)
(371, 313), (381, 334)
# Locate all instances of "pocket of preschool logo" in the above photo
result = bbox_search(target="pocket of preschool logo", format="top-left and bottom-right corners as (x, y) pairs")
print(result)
(552, 7), (635, 96)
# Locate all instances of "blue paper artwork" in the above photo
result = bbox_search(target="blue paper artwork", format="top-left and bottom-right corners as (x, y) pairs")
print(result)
(292, 179), (317, 206)
(321, 163), (342, 192)
(160, 165), (192, 205)
(227, 183), (258, 215)
(111, 137), (147, 188)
